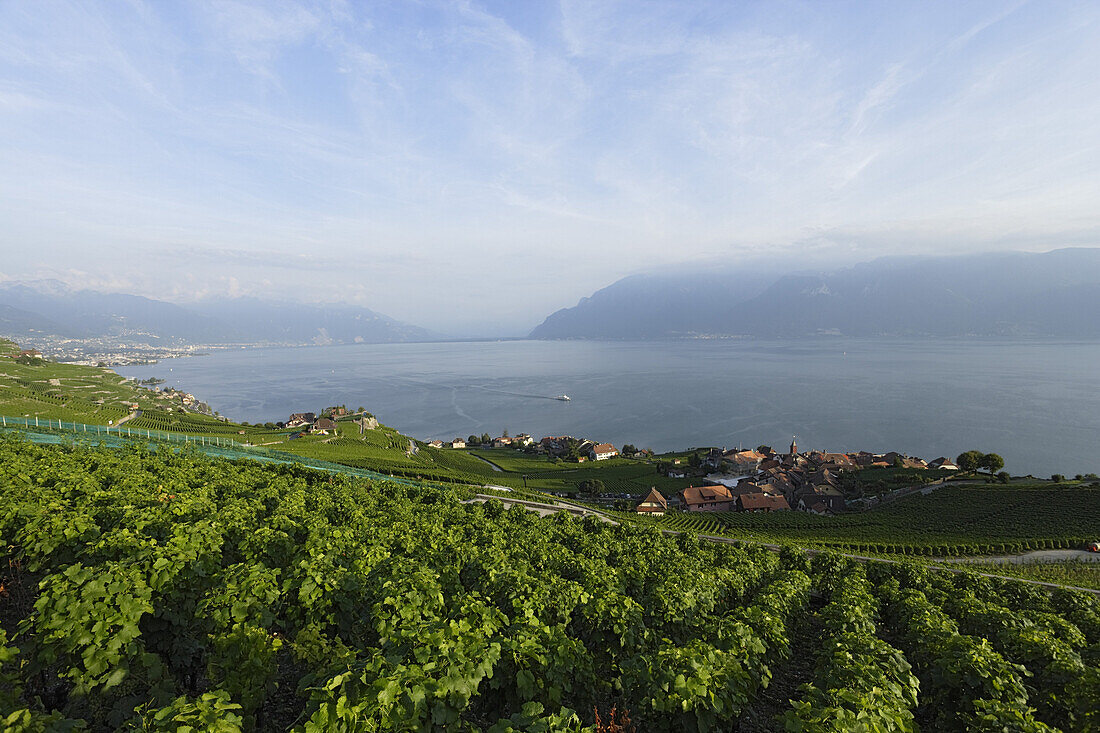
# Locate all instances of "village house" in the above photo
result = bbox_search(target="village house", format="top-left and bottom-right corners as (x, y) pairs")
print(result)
(635, 488), (668, 515)
(286, 412), (316, 429)
(805, 468), (840, 490)
(512, 433), (534, 446)
(539, 436), (573, 456)
(803, 498), (830, 515)
(758, 468), (799, 498)
(681, 485), (737, 512)
(427, 440), (444, 449)
(758, 457), (781, 472)
(590, 443), (619, 461)
(875, 449), (919, 464)
(928, 457), (960, 471)
(450, 438), (466, 449)
(310, 418), (337, 435)
(703, 447), (726, 470)
(724, 449), (765, 472)
(794, 487), (846, 514)
(738, 493), (790, 512)
(852, 451), (877, 467)
(492, 436), (512, 448)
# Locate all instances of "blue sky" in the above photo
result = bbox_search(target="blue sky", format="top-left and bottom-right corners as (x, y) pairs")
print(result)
(2, 1), (1099, 334)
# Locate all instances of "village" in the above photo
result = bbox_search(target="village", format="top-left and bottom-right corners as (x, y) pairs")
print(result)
(633, 438), (961, 517)
(269, 403), (966, 519)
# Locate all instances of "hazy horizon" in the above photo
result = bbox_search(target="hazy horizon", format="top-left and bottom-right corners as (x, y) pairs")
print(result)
(3, 1), (1100, 334)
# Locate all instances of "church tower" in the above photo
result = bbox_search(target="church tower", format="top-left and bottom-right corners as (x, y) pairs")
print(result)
(789, 436), (797, 456)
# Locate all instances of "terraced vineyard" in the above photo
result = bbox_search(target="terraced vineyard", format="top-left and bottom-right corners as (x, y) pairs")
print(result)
(637, 483), (1100, 556)
(652, 512), (727, 535)
(0, 341), (202, 423)
(2, 439), (1097, 731)
(0, 377), (131, 424)
(128, 408), (266, 437)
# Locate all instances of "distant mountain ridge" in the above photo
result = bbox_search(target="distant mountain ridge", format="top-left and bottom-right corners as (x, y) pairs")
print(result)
(0, 281), (437, 345)
(529, 248), (1100, 339)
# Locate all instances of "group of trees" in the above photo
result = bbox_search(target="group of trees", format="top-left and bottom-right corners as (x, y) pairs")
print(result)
(577, 479), (605, 495)
(465, 433), (494, 446)
(956, 450), (1005, 475)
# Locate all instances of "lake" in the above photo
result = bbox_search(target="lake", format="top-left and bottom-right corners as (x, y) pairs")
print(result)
(117, 338), (1100, 477)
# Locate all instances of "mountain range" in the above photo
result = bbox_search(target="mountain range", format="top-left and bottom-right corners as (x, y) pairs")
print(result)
(529, 248), (1100, 339)
(6, 248), (1100, 346)
(0, 281), (436, 346)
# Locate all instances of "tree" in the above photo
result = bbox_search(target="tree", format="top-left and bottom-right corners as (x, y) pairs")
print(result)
(980, 453), (1004, 474)
(467, 435), (480, 446)
(996, 471), (1010, 484)
(956, 450), (983, 473)
(1051, 474), (1065, 483)
(561, 437), (584, 461)
(756, 445), (772, 455)
(502, 428), (509, 438)
(578, 479), (605, 495)
(622, 444), (637, 456)
(688, 453), (701, 468)
(480, 433), (491, 445)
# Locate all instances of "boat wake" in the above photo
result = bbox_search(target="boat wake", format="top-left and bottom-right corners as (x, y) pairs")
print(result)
(470, 385), (571, 402)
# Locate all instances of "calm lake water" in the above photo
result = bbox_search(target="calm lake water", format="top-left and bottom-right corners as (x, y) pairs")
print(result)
(117, 339), (1100, 477)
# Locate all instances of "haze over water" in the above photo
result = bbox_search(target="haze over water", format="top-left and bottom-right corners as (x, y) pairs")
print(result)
(119, 339), (1100, 478)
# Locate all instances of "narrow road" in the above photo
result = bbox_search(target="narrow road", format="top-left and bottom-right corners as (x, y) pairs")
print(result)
(463, 494), (616, 523)
(468, 453), (503, 472)
(949, 549), (1100, 565)
(115, 409), (142, 426)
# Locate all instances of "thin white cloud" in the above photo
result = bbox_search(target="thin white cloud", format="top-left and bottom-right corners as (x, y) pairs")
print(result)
(0, 0), (1098, 333)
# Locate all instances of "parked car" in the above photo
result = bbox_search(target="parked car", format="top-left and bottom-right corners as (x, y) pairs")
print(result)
(1087, 541), (1100, 552)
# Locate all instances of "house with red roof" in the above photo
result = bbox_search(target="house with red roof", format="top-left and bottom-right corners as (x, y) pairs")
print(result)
(680, 485), (737, 512)
(635, 488), (668, 515)
(590, 443), (619, 461)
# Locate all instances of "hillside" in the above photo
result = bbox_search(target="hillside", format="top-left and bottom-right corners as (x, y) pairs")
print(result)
(530, 248), (1100, 339)
(0, 337), (200, 424)
(2, 439), (1098, 730)
(0, 282), (438, 346)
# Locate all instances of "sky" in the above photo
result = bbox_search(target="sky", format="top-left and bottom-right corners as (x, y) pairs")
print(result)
(2, 0), (1099, 335)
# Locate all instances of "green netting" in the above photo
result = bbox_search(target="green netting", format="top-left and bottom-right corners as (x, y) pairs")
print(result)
(0, 414), (413, 485)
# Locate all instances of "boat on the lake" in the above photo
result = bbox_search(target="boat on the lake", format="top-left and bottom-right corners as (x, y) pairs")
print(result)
(555, 394), (571, 401)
